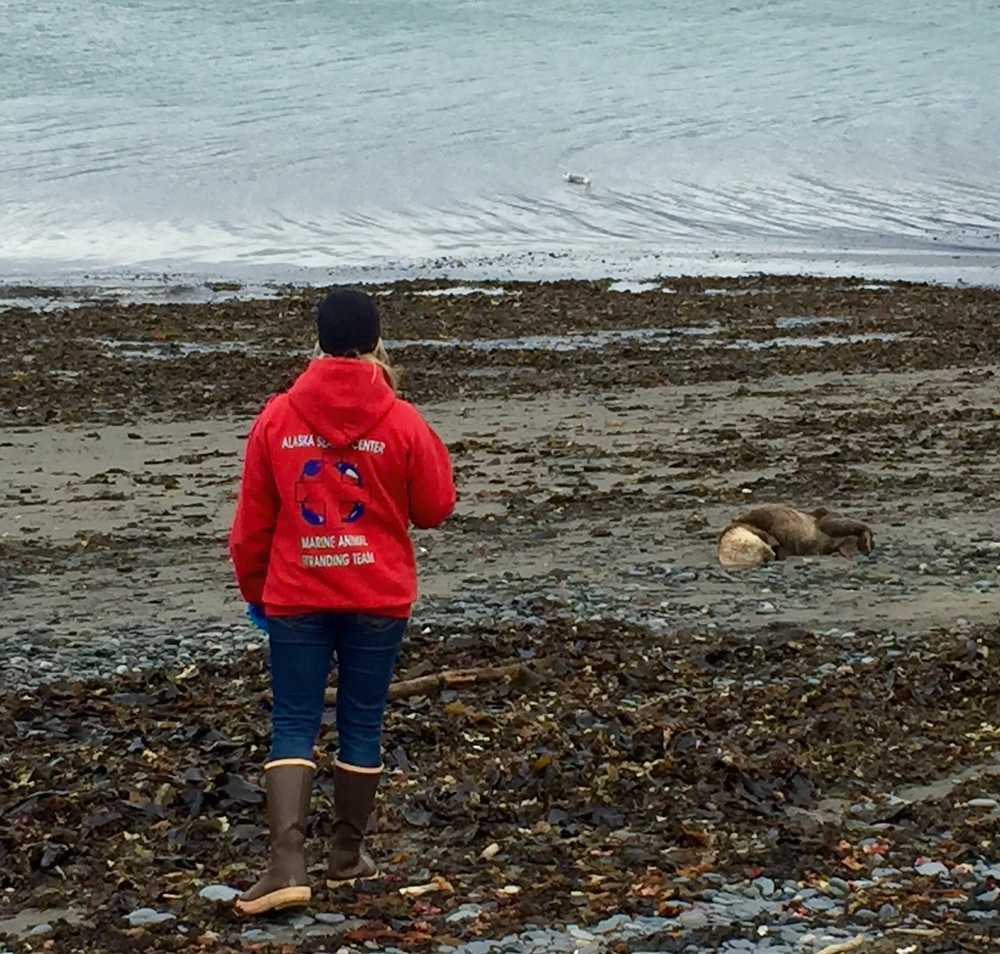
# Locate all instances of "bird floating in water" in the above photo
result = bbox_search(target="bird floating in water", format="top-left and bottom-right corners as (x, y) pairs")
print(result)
(563, 172), (592, 188)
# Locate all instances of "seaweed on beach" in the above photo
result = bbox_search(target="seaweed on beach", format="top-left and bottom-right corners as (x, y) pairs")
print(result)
(3, 617), (1000, 951)
(1, 277), (998, 427)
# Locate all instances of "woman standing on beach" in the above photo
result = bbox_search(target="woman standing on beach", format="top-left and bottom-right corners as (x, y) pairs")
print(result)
(228, 289), (455, 916)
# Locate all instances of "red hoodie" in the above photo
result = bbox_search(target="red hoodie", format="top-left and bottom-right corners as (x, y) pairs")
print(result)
(229, 358), (455, 618)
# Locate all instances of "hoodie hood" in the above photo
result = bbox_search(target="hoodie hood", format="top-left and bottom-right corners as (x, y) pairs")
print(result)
(287, 357), (396, 448)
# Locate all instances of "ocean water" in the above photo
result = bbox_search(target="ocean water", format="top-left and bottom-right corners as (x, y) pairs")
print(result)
(2, 0), (999, 283)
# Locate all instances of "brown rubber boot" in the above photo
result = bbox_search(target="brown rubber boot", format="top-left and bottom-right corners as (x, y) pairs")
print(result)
(327, 761), (381, 882)
(234, 759), (315, 916)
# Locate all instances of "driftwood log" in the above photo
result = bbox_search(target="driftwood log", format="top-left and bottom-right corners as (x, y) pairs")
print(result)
(324, 661), (534, 705)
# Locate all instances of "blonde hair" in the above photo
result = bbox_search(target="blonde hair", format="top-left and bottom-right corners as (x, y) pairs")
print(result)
(312, 338), (399, 391)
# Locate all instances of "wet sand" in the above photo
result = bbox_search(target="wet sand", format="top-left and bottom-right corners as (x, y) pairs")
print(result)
(2, 360), (999, 680)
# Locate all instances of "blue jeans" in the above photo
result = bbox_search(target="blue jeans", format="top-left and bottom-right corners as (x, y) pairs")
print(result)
(266, 612), (406, 768)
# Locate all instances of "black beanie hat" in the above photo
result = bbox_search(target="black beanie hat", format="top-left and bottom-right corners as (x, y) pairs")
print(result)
(315, 288), (381, 356)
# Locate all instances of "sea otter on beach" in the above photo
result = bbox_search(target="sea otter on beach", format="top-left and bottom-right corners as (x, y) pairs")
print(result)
(717, 504), (874, 568)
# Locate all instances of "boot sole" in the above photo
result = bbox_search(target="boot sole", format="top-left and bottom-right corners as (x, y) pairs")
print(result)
(325, 868), (379, 887)
(233, 886), (311, 916)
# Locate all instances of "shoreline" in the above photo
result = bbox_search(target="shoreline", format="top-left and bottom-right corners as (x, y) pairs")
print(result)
(2, 245), (1000, 307)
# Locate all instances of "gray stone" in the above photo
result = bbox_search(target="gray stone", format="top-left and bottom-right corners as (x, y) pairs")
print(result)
(522, 931), (575, 952)
(778, 926), (809, 942)
(198, 884), (240, 903)
(678, 908), (710, 930)
(968, 910), (1000, 921)
(803, 896), (837, 912)
(592, 914), (632, 934)
(730, 901), (770, 920)
(878, 903), (898, 922)
(316, 912), (347, 925)
(854, 908), (877, 923)
(828, 877), (850, 896)
(633, 916), (672, 931)
(968, 798), (999, 809)
(290, 913), (316, 929)
(26, 924), (53, 938)
(710, 891), (743, 906)
(445, 903), (483, 924)
(915, 861), (949, 878)
(125, 908), (176, 927)
(242, 929), (275, 942)
(978, 888), (1000, 904)
(463, 942), (497, 954)
(753, 876), (776, 897)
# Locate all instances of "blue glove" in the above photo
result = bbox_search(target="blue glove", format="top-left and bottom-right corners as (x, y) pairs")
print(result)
(245, 603), (268, 633)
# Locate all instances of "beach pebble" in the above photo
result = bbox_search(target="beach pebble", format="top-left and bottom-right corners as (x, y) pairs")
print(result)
(445, 903), (483, 923)
(803, 895), (837, 912)
(753, 876), (775, 897)
(592, 914), (632, 933)
(316, 912), (347, 925)
(678, 908), (710, 930)
(915, 861), (949, 878)
(463, 942), (499, 954)
(198, 884), (240, 903)
(125, 908), (176, 927)
(241, 929), (275, 942)
(26, 924), (53, 937)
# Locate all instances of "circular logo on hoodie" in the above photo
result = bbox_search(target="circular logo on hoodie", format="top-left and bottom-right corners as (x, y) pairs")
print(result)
(295, 457), (366, 526)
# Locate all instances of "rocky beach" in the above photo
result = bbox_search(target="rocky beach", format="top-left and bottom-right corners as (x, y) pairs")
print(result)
(1, 275), (999, 953)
